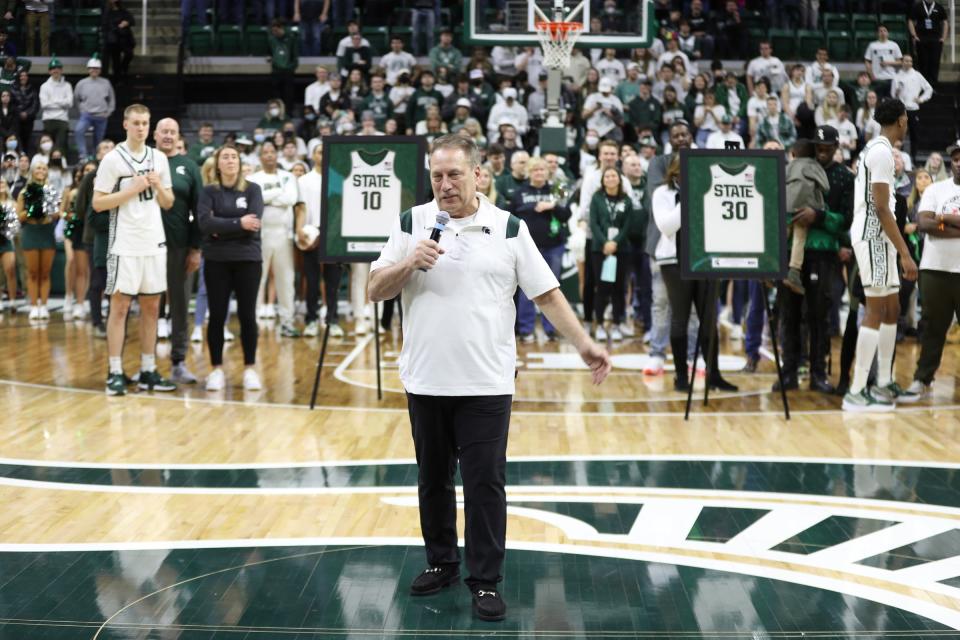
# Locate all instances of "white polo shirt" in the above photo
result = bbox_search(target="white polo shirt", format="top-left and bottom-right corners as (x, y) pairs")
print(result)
(917, 178), (960, 273)
(371, 195), (559, 396)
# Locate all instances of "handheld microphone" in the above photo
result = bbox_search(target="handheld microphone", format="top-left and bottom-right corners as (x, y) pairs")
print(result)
(420, 211), (450, 272)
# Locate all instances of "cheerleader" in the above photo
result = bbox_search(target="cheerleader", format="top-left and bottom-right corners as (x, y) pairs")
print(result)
(16, 161), (58, 320)
(61, 161), (96, 320)
(0, 180), (17, 311)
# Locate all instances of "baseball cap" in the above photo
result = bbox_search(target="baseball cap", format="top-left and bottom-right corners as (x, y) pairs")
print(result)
(502, 87), (517, 99)
(814, 125), (839, 145)
(469, 68), (484, 80)
(720, 114), (733, 124)
(456, 97), (472, 109)
(946, 141), (960, 156)
(627, 62), (640, 72)
(599, 77), (615, 92)
(235, 134), (253, 145)
(538, 70), (548, 80)
(639, 136), (657, 148)
(48, 56), (62, 70)
(87, 55), (102, 69)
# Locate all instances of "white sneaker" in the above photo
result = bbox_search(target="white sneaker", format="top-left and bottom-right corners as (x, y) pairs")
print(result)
(28, 305), (39, 320)
(263, 304), (277, 319)
(304, 321), (319, 337)
(595, 325), (608, 341)
(355, 319), (370, 335)
(243, 368), (261, 390)
(610, 326), (623, 341)
(328, 323), (344, 337)
(619, 322), (635, 337)
(191, 326), (203, 342)
(224, 327), (235, 341)
(39, 305), (50, 320)
(729, 325), (743, 341)
(63, 304), (73, 321)
(205, 368), (225, 391)
(643, 355), (665, 376)
(157, 318), (170, 339)
(899, 379), (928, 403)
(74, 302), (86, 319)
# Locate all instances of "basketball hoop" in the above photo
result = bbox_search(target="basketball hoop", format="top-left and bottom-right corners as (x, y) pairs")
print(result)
(535, 20), (583, 70)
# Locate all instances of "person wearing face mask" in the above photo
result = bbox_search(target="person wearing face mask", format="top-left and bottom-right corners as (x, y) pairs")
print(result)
(258, 99), (289, 135)
(31, 133), (54, 168)
(1, 152), (19, 192)
(73, 55), (116, 161)
(45, 151), (67, 192)
(38, 57), (73, 156)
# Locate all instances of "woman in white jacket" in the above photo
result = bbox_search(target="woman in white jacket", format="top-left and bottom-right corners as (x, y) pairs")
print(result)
(652, 156), (738, 393)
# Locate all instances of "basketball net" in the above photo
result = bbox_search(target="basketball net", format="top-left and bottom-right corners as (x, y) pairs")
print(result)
(535, 20), (583, 70)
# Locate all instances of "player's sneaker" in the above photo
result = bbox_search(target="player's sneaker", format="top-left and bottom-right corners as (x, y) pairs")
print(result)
(138, 370), (177, 392)
(871, 382), (907, 403)
(842, 388), (894, 412)
(898, 380), (928, 403)
(205, 368), (225, 391)
(105, 372), (126, 396)
(643, 355), (664, 376)
(279, 323), (301, 338)
(243, 368), (262, 390)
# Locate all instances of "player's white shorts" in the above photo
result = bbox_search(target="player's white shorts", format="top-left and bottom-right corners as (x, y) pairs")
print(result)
(853, 238), (899, 297)
(106, 253), (167, 296)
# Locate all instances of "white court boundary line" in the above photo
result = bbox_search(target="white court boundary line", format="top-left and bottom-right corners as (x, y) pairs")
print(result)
(1, 453), (959, 471)
(0, 536), (953, 632)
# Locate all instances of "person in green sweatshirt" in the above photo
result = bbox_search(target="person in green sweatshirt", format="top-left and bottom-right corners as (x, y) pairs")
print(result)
(268, 18), (299, 113)
(155, 118), (202, 384)
(429, 29), (462, 76)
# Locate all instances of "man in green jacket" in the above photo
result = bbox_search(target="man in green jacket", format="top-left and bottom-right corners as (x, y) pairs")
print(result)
(627, 80), (662, 140)
(429, 29), (462, 76)
(268, 18), (299, 113)
(155, 118), (202, 384)
(714, 71), (749, 138)
(777, 125), (853, 394)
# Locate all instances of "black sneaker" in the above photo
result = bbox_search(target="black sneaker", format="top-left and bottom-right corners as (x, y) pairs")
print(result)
(138, 370), (177, 392)
(409, 565), (460, 596)
(105, 372), (126, 396)
(472, 586), (506, 621)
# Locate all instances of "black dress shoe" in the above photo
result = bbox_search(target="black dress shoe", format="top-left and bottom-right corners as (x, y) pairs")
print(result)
(809, 376), (836, 394)
(410, 565), (460, 595)
(708, 376), (738, 392)
(472, 586), (507, 621)
(674, 376), (690, 392)
(772, 376), (799, 392)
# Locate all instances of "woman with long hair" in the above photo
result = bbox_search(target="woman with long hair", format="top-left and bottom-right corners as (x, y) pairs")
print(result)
(476, 165), (505, 209)
(814, 89), (842, 126)
(16, 161), (58, 320)
(653, 156), (738, 392)
(588, 167), (634, 341)
(0, 179), (17, 311)
(196, 144), (264, 391)
(191, 154), (233, 343)
(923, 151), (949, 183)
(61, 161), (96, 320)
(856, 90), (880, 144)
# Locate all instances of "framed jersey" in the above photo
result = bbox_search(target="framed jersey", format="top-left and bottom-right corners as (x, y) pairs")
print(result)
(319, 136), (428, 262)
(680, 149), (787, 280)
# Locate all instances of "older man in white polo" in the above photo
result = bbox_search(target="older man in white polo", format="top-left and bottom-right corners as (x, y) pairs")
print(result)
(368, 134), (611, 622)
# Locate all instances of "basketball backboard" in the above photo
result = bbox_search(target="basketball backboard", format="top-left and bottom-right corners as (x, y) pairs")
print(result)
(464, 0), (656, 50)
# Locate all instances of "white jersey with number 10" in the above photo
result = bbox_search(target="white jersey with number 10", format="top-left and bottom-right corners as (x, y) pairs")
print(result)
(703, 163), (765, 254)
(342, 150), (401, 238)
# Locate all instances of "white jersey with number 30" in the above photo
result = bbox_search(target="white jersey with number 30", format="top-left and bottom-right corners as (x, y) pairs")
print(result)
(703, 164), (765, 254)
(341, 150), (401, 238)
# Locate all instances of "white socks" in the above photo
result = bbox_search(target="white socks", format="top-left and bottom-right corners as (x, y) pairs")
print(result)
(109, 357), (123, 375)
(851, 326), (879, 395)
(141, 353), (156, 373)
(876, 323), (897, 387)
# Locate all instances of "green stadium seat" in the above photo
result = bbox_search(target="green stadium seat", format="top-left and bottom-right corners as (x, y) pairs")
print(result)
(852, 13), (877, 33)
(827, 30), (855, 61)
(747, 27), (766, 54)
(879, 13), (906, 27)
(188, 25), (214, 56)
(75, 8), (102, 29)
(216, 24), (243, 55)
(742, 11), (766, 32)
(76, 26), (101, 56)
(797, 29), (824, 60)
(768, 28), (796, 59)
(854, 29), (877, 58)
(365, 26), (389, 55)
(823, 12), (850, 32)
(244, 25), (269, 56)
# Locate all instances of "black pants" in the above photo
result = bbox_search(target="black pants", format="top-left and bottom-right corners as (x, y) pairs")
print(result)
(914, 38), (943, 85)
(907, 110), (921, 157)
(407, 392), (512, 589)
(590, 251), (629, 324)
(272, 70), (295, 113)
(105, 45), (134, 81)
(582, 246), (596, 323)
(661, 263), (721, 380)
(204, 259), (261, 366)
(780, 251), (837, 380)
(914, 270), (960, 384)
(88, 257), (107, 327)
(302, 248), (341, 325)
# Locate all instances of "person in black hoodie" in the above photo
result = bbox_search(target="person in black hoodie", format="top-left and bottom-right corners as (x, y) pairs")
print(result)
(11, 70), (39, 154)
(197, 144), (265, 393)
(102, 0), (136, 83)
(512, 156), (571, 341)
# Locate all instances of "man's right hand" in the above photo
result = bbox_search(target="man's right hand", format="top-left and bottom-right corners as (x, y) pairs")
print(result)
(901, 254), (918, 282)
(128, 175), (151, 194)
(408, 239), (444, 271)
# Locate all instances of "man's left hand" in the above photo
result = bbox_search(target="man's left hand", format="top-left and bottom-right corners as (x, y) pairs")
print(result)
(185, 249), (201, 274)
(579, 340), (612, 385)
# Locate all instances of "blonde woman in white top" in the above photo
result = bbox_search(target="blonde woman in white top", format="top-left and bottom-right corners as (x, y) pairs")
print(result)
(814, 89), (842, 126)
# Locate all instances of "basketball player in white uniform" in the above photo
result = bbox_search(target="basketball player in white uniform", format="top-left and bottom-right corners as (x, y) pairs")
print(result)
(344, 148), (401, 335)
(843, 98), (918, 412)
(92, 104), (177, 396)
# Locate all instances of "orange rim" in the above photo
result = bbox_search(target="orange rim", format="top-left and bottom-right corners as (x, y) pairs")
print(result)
(535, 21), (583, 38)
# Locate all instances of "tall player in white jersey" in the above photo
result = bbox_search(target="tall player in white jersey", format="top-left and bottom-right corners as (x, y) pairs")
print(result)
(843, 98), (918, 412)
(92, 104), (176, 396)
